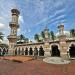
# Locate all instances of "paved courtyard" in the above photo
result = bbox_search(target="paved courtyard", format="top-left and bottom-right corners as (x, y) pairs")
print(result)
(0, 56), (75, 75)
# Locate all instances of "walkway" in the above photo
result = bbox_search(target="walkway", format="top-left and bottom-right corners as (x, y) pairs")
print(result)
(0, 56), (75, 75)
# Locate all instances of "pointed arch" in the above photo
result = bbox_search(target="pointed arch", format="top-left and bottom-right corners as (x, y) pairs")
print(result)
(34, 47), (38, 56)
(18, 47), (21, 55)
(25, 47), (28, 55)
(39, 46), (44, 56)
(0, 47), (2, 56)
(69, 43), (75, 57)
(29, 47), (33, 55)
(22, 48), (24, 55)
(1, 47), (6, 56)
(51, 44), (60, 57)
(15, 48), (17, 55)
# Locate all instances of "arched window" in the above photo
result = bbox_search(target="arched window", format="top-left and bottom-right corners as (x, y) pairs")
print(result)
(29, 47), (33, 55)
(39, 46), (44, 56)
(25, 47), (28, 55)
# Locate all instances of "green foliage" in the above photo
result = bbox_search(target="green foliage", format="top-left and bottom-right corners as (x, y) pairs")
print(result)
(34, 34), (39, 42)
(34, 30), (56, 42)
(70, 29), (75, 37)
(50, 31), (55, 40)
(0, 32), (4, 40)
(41, 31), (45, 38)
(17, 34), (29, 44)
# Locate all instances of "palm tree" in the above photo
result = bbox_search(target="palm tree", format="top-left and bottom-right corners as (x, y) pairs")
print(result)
(34, 34), (39, 42)
(0, 32), (3, 40)
(25, 38), (29, 43)
(20, 34), (25, 40)
(70, 29), (75, 37)
(50, 31), (55, 41)
(41, 31), (45, 39)
(17, 34), (25, 44)
(48, 32), (50, 38)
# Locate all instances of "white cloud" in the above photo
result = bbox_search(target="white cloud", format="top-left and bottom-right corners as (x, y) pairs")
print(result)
(50, 14), (66, 24)
(19, 15), (24, 24)
(35, 7), (66, 26)
(0, 23), (5, 30)
(27, 29), (31, 33)
(0, 17), (3, 19)
(18, 28), (20, 32)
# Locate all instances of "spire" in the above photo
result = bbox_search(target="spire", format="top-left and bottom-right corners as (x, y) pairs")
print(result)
(44, 25), (49, 31)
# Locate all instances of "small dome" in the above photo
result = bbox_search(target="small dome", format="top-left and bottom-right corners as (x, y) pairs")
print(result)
(11, 9), (20, 15)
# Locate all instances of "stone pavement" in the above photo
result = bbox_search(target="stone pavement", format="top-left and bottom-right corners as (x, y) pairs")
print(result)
(43, 57), (70, 64)
(0, 58), (75, 75)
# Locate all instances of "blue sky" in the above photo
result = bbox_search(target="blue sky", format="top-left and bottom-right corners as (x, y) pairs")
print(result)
(0, 0), (75, 41)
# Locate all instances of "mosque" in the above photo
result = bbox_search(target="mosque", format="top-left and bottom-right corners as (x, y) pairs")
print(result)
(0, 8), (75, 60)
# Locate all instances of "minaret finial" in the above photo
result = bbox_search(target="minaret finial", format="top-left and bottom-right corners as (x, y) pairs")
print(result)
(11, 0), (18, 10)
(44, 24), (48, 30)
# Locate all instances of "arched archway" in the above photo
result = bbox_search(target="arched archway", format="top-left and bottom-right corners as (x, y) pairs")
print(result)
(18, 48), (20, 55)
(0, 48), (2, 56)
(25, 47), (28, 55)
(69, 43), (75, 57)
(21, 48), (24, 55)
(15, 48), (17, 55)
(51, 45), (60, 57)
(29, 47), (33, 55)
(2, 48), (6, 56)
(39, 46), (44, 56)
(34, 47), (38, 56)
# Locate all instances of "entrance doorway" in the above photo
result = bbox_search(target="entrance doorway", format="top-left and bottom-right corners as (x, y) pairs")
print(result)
(51, 45), (60, 57)
(69, 44), (75, 57)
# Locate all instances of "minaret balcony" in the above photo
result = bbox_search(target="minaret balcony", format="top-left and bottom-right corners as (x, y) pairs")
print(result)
(9, 22), (19, 28)
(7, 35), (18, 39)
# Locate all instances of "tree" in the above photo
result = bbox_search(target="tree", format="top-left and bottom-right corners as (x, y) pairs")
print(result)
(50, 31), (55, 40)
(48, 32), (50, 38)
(34, 34), (39, 42)
(17, 34), (26, 44)
(19, 34), (25, 40)
(25, 38), (29, 43)
(41, 31), (45, 38)
(70, 29), (75, 37)
(0, 32), (4, 40)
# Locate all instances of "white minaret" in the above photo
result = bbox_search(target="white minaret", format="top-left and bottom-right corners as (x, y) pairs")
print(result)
(58, 24), (64, 35)
(8, 8), (20, 55)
